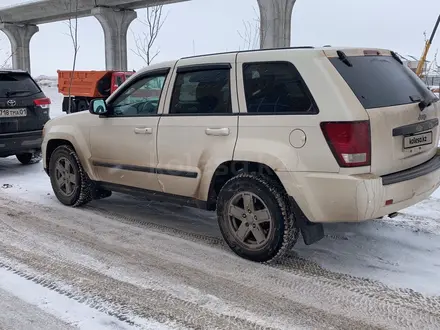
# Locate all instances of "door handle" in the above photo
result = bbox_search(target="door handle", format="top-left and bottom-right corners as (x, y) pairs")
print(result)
(134, 127), (153, 134)
(205, 128), (230, 136)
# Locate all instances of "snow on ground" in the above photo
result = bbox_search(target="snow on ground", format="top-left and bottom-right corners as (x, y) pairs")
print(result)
(0, 267), (167, 330)
(0, 86), (439, 329)
(44, 85), (65, 118)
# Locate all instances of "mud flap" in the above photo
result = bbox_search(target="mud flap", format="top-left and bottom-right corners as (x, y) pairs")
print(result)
(299, 220), (324, 245)
(289, 197), (324, 245)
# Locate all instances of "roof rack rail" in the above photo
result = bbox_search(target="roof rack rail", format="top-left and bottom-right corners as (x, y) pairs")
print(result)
(181, 46), (315, 60)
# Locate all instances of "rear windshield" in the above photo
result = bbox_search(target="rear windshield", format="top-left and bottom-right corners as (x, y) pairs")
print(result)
(0, 72), (41, 98)
(329, 55), (435, 109)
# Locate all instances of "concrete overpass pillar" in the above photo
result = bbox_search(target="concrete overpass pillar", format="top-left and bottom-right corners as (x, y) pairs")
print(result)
(92, 7), (137, 71)
(257, 0), (296, 49)
(0, 23), (38, 73)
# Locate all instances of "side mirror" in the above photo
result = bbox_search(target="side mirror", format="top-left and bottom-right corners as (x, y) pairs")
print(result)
(89, 99), (108, 115)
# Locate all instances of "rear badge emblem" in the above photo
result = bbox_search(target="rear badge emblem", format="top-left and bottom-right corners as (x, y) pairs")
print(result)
(7, 100), (16, 107)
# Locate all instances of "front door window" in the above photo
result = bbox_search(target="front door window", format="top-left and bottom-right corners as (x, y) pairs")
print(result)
(111, 75), (166, 117)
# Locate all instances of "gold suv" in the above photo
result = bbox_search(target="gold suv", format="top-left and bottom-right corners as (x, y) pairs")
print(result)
(42, 47), (440, 262)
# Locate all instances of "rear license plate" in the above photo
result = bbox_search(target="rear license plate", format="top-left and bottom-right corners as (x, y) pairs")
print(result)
(403, 131), (433, 149)
(0, 108), (27, 118)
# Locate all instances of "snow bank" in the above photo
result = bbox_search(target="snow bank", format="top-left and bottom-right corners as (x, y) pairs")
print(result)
(34, 76), (58, 88)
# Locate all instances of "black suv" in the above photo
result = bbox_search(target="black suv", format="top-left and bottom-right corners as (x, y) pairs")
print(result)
(0, 69), (51, 165)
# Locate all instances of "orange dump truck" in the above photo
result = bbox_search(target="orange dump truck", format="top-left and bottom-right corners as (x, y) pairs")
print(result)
(57, 70), (134, 113)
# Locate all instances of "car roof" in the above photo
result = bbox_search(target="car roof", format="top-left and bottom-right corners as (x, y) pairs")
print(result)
(135, 46), (393, 74)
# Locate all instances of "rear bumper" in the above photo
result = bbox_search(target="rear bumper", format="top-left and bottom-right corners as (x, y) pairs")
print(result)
(0, 130), (43, 157)
(278, 152), (440, 223)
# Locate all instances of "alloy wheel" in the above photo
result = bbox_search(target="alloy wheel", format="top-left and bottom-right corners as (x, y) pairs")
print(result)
(227, 192), (274, 249)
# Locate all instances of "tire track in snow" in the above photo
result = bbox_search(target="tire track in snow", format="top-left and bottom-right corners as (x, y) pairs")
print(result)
(0, 198), (374, 330)
(0, 194), (439, 329)
(0, 265), (153, 330)
(83, 203), (440, 328)
(32, 198), (440, 326)
(389, 213), (440, 234)
(85, 202), (440, 317)
(0, 248), (272, 330)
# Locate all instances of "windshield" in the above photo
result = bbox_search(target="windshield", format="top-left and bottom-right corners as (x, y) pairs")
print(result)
(329, 55), (436, 109)
(0, 72), (41, 98)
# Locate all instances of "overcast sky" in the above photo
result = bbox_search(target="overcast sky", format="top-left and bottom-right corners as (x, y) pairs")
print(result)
(0, 0), (439, 76)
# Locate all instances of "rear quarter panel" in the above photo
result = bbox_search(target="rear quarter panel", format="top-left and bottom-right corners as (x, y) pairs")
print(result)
(234, 49), (369, 174)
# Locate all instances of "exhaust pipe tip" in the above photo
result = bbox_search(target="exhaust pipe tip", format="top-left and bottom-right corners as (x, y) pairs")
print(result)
(388, 212), (399, 219)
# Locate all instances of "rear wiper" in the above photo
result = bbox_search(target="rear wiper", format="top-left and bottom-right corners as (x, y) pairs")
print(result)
(418, 99), (432, 111)
(409, 95), (436, 111)
(337, 50), (353, 67)
(5, 90), (31, 97)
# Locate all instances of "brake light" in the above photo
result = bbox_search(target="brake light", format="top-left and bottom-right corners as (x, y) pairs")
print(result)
(363, 50), (380, 56)
(320, 121), (371, 167)
(34, 98), (51, 109)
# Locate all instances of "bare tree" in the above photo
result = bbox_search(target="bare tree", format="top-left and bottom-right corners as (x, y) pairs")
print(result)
(63, 0), (80, 113)
(0, 36), (14, 69)
(426, 50), (438, 73)
(238, 20), (259, 51)
(132, 6), (168, 66)
(238, 6), (266, 51)
(415, 31), (439, 85)
(0, 52), (13, 69)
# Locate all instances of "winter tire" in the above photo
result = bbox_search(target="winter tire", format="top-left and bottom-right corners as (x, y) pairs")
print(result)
(76, 99), (89, 112)
(16, 151), (42, 165)
(49, 144), (93, 207)
(216, 173), (299, 263)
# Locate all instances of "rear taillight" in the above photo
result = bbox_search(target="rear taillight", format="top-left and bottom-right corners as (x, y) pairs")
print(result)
(320, 121), (371, 167)
(34, 97), (51, 109)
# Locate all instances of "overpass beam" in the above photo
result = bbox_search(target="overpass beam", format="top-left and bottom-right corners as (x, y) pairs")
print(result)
(92, 7), (137, 71)
(0, 23), (38, 73)
(257, 0), (296, 49)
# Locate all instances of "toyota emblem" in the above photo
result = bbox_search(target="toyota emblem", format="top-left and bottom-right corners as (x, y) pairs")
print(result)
(7, 100), (16, 107)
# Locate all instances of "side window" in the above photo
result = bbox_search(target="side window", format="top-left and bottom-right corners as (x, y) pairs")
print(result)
(242, 62), (315, 114)
(115, 76), (124, 86)
(169, 68), (231, 115)
(111, 74), (166, 116)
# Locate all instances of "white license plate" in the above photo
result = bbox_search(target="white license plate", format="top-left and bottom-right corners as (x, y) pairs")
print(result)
(0, 108), (27, 117)
(403, 131), (433, 149)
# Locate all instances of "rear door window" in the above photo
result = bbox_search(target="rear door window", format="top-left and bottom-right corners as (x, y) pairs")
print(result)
(169, 68), (231, 115)
(242, 62), (316, 114)
(0, 72), (41, 98)
(329, 55), (435, 109)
